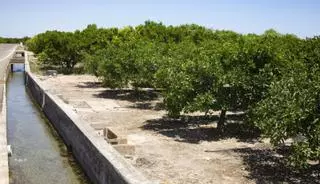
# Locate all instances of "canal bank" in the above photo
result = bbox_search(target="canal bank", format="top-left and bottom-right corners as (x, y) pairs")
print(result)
(24, 53), (154, 184)
(0, 47), (89, 184)
(7, 72), (89, 184)
(0, 44), (18, 184)
(2, 48), (154, 184)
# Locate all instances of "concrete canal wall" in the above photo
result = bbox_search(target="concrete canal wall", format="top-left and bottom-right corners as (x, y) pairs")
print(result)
(0, 71), (9, 184)
(24, 54), (154, 184)
(0, 45), (18, 184)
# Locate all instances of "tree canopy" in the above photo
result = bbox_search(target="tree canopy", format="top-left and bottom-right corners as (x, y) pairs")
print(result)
(26, 21), (320, 168)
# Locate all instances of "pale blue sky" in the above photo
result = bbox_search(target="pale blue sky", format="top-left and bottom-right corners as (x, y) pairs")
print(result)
(0, 0), (319, 38)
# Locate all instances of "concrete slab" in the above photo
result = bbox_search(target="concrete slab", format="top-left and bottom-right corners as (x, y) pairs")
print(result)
(86, 100), (120, 111)
(90, 123), (109, 130)
(69, 100), (91, 108)
(113, 144), (135, 156)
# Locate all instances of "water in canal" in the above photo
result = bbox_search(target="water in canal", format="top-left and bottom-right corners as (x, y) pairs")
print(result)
(7, 70), (89, 183)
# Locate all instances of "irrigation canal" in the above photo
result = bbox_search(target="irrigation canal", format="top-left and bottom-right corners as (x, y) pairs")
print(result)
(7, 69), (89, 184)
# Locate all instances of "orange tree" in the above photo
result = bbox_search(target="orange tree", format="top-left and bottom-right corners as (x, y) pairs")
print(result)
(250, 36), (319, 168)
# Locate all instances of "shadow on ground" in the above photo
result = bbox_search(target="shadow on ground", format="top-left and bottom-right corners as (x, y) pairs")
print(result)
(76, 82), (102, 89)
(77, 82), (320, 183)
(125, 101), (165, 111)
(77, 82), (164, 110)
(40, 65), (84, 74)
(234, 147), (320, 184)
(141, 114), (260, 143)
(94, 89), (160, 102)
(142, 114), (320, 183)
(76, 82), (160, 102)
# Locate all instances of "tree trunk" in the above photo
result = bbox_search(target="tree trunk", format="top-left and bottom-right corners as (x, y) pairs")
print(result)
(204, 109), (209, 117)
(217, 109), (227, 132)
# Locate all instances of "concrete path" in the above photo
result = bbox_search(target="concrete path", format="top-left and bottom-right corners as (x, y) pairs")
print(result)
(0, 44), (17, 113)
(0, 44), (17, 108)
(0, 43), (18, 184)
(0, 44), (18, 80)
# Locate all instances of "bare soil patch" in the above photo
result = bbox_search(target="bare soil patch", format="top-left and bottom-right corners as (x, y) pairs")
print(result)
(37, 74), (320, 184)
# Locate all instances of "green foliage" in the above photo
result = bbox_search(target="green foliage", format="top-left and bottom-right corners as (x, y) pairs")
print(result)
(251, 64), (320, 167)
(0, 36), (29, 43)
(27, 22), (320, 167)
(26, 31), (81, 73)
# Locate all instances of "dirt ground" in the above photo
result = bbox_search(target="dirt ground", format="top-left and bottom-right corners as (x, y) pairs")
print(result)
(36, 74), (319, 184)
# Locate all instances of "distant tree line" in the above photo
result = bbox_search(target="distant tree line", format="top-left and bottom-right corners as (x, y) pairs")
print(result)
(0, 36), (29, 44)
(26, 21), (320, 168)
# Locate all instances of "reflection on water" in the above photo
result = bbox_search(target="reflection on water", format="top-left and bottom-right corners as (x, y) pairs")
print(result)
(11, 64), (24, 72)
(7, 72), (89, 184)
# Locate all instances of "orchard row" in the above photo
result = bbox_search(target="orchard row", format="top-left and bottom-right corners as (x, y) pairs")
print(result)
(26, 21), (320, 168)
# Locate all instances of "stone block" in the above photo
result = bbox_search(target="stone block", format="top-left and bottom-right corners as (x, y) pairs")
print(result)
(104, 128), (117, 139)
(105, 138), (128, 145)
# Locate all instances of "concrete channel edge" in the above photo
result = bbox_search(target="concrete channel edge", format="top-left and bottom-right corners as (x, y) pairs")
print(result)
(0, 45), (18, 184)
(24, 53), (156, 184)
(0, 78), (9, 184)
